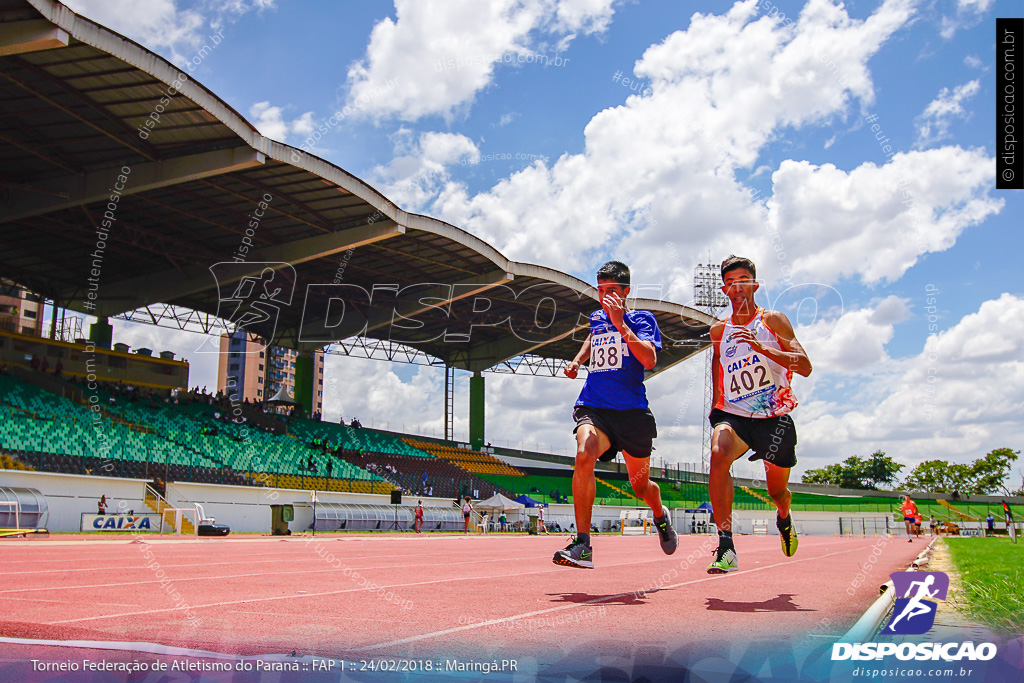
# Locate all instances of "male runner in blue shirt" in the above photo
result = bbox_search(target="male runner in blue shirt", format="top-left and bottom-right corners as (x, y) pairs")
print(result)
(553, 261), (677, 569)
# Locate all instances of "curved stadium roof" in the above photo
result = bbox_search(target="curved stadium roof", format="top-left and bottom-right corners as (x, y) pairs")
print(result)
(0, 0), (713, 376)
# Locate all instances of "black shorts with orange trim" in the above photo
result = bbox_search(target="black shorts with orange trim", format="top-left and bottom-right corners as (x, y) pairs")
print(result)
(708, 408), (797, 469)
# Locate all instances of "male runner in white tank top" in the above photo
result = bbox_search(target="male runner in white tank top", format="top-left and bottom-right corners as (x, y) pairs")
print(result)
(706, 256), (812, 573)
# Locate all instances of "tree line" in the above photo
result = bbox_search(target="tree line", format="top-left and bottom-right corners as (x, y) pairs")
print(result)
(801, 448), (1021, 495)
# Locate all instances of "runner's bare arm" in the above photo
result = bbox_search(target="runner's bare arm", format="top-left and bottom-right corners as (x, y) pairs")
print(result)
(603, 292), (657, 369)
(620, 326), (657, 370)
(733, 311), (812, 377)
(563, 334), (592, 379)
(709, 322), (724, 406)
(765, 311), (812, 376)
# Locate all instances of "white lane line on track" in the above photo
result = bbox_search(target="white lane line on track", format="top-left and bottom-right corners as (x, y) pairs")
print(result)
(351, 545), (874, 652)
(0, 596), (140, 607)
(4, 536), (876, 602)
(0, 533), (565, 553)
(1, 555), (540, 595)
(8, 538), (821, 595)
(2, 536), (815, 581)
(0, 545), (890, 662)
(0, 546), (527, 575)
(0, 635), (296, 662)
(44, 553), (700, 626)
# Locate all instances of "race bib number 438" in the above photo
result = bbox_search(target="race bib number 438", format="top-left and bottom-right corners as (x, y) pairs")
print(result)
(725, 353), (776, 402)
(590, 331), (624, 373)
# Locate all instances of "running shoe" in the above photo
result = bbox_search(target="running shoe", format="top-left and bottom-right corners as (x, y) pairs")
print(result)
(777, 513), (798, 557)
(707, 544), (738, 574)
(655, 508), (678, 555)
(552, 535), (594, 569)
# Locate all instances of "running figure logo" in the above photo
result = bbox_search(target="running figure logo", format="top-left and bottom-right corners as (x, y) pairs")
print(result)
(198, 262), (296, 352)
(884, 571), (949, 635)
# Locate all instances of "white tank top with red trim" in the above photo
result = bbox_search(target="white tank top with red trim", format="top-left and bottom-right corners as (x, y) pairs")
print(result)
(714, 308), (798, 419)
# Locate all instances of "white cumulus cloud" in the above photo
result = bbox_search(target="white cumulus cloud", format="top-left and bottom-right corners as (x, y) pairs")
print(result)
(248, 102), (316, 144)
(62, 0), (274, 67)
(797, 293), (1024, 474)
(765, 146), (1001, 285)
(915, 80), (981, 147)
(345, 0), (617, 121)
(370, 130), (480, 212)
(422, 0), (1000, 299)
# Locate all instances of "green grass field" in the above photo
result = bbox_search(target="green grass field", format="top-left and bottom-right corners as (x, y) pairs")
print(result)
(944, 537), (1024, 636)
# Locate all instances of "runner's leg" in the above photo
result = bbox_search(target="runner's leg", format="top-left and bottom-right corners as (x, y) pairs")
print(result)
(767, 460), (798, 556)
(765, 461), (792, 520)
(708, 423), (749, 534)
(623, 452), (662, 517)
(573, 425), (611, 535)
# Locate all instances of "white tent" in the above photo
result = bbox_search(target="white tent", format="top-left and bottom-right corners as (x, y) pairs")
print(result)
(474, 493), (525, 512)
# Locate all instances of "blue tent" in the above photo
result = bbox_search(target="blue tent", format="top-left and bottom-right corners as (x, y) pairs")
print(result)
(515, 494), (541, 507)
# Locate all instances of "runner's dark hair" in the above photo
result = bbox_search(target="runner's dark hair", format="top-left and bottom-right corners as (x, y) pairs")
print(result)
(720, 255), (756, 281)
(597, 261), (630, 286)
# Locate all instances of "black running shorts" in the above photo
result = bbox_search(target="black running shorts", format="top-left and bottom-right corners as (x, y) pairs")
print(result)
(573, 405), (657, 462)
(708, 408), (797, 469)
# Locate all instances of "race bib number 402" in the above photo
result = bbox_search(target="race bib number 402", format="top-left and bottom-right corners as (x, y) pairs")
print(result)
(724, 353), (776, 402)
(590, 331), (624, 373)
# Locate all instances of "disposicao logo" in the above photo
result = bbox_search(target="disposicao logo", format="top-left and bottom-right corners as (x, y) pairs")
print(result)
(885, 571), (948, 635)
(831, 571), (998, 663)
(831, 642), (997, 662)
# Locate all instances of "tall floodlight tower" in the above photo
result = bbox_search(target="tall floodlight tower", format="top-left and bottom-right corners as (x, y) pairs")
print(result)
(693, 263), (729, 475)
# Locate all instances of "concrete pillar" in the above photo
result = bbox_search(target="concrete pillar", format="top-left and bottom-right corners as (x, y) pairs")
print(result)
(294, 351), (314, 416)
(469, 371), (485, 449)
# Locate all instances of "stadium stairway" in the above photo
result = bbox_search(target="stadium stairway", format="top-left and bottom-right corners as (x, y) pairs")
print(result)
(937, 498), (979, 521)
(142, 487), (171, 517)
(142, 486), (196, 534)
(337, 449), (516, 501)
(595, 476), (643, 504)
(740, 485), (773, 506)
(403, 438), (527, 478)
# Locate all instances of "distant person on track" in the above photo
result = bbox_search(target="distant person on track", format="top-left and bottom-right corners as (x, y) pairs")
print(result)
(537, 505), (549, 535)
(706, 256), (812, 574)
(97, 495), (107, 515)
(986, 512), (995, 534)
(914, 512), (923, 538)
(499, 511), (507, 532)
(554, 260), (677, 570)
(463, 497), (473, 534)
(900, 495), (919, 542)
(415, 500), (424, 533)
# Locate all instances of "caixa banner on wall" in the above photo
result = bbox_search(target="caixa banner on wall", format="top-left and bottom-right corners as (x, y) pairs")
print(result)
(81, 514), (161, 532)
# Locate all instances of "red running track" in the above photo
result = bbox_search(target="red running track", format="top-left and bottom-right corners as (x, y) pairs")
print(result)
(0, 532), (921, 663)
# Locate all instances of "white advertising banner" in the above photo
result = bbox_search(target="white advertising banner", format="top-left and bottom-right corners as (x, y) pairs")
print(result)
(80, 513), (161, 532)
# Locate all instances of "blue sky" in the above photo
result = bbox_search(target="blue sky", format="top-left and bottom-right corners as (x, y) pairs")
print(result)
(66, 0), (1023, 483)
